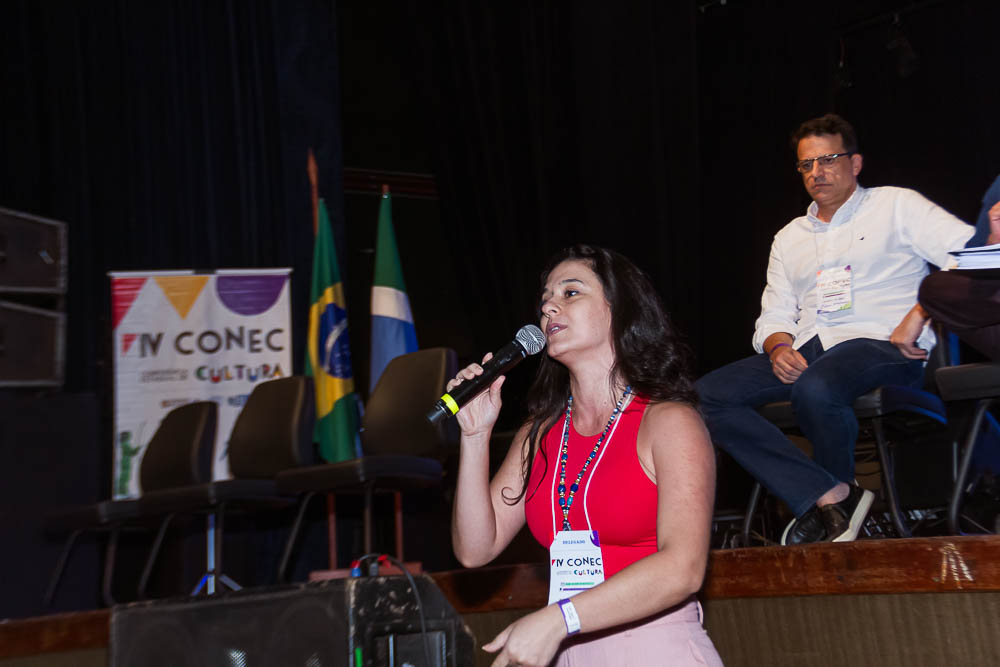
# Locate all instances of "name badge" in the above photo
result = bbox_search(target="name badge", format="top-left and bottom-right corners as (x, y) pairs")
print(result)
(547, 530), (605, 605)
(816, 264), (853, 314)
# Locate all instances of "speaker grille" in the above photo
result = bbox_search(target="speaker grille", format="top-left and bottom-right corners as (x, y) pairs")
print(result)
(0, 300), (64, 387)
(0, 207), (67, 293)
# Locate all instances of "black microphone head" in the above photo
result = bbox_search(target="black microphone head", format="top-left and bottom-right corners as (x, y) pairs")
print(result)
(515, 324), (546, 355)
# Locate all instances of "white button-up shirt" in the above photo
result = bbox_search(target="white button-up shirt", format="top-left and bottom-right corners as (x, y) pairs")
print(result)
(753, 185), (974, 353)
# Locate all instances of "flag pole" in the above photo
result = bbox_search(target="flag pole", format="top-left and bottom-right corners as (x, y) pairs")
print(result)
(308, 149), (319, 236)
(378, 183), (414, 568)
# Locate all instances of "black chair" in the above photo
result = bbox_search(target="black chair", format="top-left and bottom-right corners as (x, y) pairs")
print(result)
(136, 376), (315, 597)
(276, 347), (458, 580)
(934, 362), (1000, 534)
(44, 400), (217, 607)
(737, 330), (954, 545)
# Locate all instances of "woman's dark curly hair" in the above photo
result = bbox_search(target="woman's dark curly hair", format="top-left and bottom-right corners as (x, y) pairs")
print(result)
(505, 244), (697, 504)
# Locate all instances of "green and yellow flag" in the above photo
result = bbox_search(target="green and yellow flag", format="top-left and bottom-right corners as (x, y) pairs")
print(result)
(307, 199), (361, 462)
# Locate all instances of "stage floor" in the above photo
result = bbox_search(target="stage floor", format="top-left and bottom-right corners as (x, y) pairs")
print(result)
(4, 535), (1000, 665)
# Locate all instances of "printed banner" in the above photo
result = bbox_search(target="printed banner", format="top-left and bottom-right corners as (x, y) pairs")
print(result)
(110, 269), (292, 499)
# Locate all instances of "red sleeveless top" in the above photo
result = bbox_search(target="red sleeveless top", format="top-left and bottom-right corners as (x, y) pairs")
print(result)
(524, 397), (658, 578)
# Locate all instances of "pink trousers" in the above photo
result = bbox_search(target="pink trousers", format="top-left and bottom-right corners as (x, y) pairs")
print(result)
(552, 598), (723, 666)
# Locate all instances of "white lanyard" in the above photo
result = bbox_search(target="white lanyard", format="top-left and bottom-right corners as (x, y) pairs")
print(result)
(812, 193), (868, 315)
(548, 394), (632, 538)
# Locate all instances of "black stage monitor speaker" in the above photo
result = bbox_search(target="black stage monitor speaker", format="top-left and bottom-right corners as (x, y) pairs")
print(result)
(0, 207), (67, 293)
(0, 299), (65, 387)
(110, 575), (476, 667)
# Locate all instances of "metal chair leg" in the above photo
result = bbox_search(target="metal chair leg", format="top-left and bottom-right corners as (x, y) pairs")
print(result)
(394, 491), (404, 561)
(138, 513), (175, 600)
(277, 491), (318, 583)
(45, 529), (83, 607)
(327, 493), (339, 570)
(872, 417), (911, 538)
(363, 481), (375, 554)
(741, 482), (764, 547)
(948, 398), (996, 535)
(101, 526), (121, 607)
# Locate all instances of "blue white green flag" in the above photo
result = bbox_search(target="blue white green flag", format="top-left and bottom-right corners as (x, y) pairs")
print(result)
(369, 190), (418, 392)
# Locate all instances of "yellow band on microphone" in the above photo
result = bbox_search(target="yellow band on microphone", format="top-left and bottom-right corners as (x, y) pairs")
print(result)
(441, 393), (460, 415)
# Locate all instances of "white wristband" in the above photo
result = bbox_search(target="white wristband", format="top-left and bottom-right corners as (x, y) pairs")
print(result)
(557, 598), (581, 635)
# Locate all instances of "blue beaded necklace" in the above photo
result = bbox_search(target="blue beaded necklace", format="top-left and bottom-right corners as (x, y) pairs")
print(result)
(557, 385), (632, 531)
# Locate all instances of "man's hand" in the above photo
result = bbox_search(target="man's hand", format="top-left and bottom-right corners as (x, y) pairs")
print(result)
(987, 200), (1000, 246)
(770, 345), (808, 384)
(890, 304), (930, 360)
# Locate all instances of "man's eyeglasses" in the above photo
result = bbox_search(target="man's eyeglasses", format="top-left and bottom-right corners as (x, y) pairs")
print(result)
(795, 152), (854, 174)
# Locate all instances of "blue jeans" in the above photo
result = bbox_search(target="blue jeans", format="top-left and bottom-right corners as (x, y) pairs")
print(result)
(696, 337), (923, 517)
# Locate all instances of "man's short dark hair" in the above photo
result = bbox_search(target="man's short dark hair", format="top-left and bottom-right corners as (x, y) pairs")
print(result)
(791, 113), (859, 154)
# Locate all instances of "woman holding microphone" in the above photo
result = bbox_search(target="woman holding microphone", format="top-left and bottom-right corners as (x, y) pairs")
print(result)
(450, 245), (722, 666)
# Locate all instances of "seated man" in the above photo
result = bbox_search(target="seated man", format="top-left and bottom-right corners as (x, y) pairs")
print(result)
(697, 113), (975, 545)
(910, 178), (1000, 361)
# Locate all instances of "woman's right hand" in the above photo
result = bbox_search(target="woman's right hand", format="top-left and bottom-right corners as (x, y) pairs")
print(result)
(448, 352), (505, 437)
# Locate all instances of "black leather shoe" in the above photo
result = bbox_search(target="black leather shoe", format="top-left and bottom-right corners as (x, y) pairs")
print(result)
(820, 484), (874, 542)
(780, 506), (827, 545)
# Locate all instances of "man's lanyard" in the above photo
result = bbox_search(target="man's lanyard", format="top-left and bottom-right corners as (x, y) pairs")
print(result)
(813, 192), (868, 314)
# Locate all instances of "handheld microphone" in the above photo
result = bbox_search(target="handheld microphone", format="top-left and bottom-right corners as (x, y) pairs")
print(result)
(426, 324), (547, 424)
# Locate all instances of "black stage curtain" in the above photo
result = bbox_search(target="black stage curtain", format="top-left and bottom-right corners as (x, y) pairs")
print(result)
(9, 1), (996, 403)
(0, 0), (344, 394)
(5, 0), (998, 405)
(414, 2), (701, 422)
(412, 0), (1000, 392)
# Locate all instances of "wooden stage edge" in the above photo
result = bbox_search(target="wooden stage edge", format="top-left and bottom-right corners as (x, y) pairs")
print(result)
(4, 535), (1000, 660)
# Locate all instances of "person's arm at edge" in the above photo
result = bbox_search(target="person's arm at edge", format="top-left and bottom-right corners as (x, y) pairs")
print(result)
(968, 176), (1000, 247)
(987, 201), (1000, 246)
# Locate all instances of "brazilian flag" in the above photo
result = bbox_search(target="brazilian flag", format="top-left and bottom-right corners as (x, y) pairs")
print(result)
(307, 199), (361, 462)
